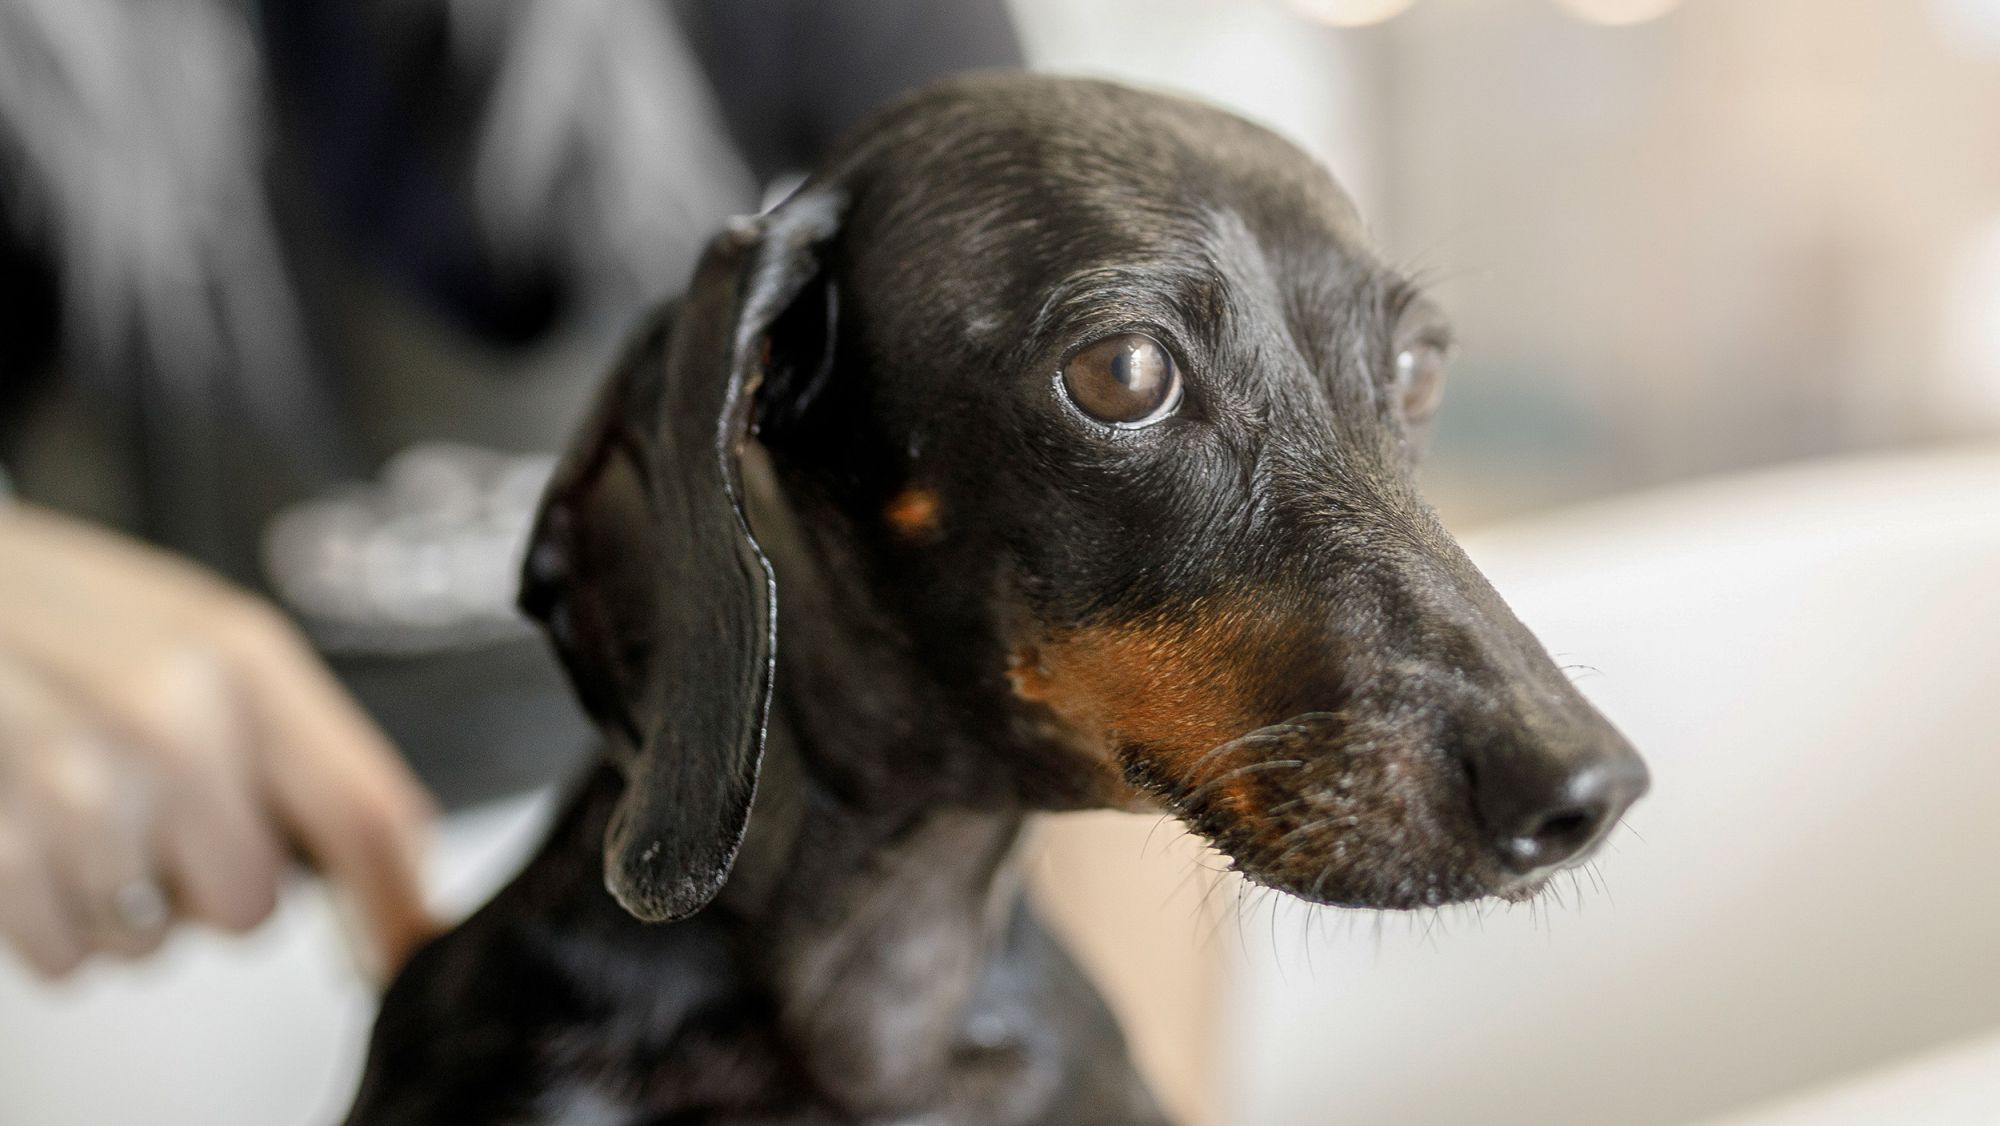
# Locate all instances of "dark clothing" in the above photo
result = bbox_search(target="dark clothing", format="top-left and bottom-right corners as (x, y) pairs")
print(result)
(0, 0), (1020, 807)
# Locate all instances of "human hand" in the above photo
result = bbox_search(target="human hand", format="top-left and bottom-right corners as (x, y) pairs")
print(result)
(0, 503), (438, 979)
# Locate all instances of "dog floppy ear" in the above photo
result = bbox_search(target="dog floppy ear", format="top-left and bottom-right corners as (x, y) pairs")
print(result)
(520, 193), (843, 922)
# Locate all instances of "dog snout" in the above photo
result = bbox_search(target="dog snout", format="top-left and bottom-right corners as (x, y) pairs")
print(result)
(1460, 726), (1648, 874)
(1336, 539), (1651, 878)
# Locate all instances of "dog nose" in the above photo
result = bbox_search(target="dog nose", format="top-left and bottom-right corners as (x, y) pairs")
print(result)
(1465, 735), (1649, 873)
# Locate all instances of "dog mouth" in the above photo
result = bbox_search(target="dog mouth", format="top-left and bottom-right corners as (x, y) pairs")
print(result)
(1007, 617), (1643, 910)
(1119, 713), (1541, 911)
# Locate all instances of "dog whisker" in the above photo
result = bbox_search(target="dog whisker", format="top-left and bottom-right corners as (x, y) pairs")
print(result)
(1261, 793), (1315, 819)
(1176, 758), (1308, 809)
(1588, 861), (1615, 907)
(1269, 812), (1345, 850)
(1140, 812), (1178, 859)
(1177, 717), (1321, 781)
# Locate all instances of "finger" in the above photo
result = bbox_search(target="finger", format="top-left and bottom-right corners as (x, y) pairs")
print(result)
(220, 610), (439, 974)
(0, 808), (84, 977)
(0, 654), (108, 970)
(156, 781), (285, 935)
(31, 729), (172, 958)
(148, 652), (284, 933)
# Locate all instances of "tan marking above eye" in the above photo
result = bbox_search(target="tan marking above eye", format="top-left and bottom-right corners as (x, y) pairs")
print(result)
(883, 486), (942, 541)
(1058, 333), (1183, 426)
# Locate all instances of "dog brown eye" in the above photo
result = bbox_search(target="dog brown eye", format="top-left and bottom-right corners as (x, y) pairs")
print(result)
(1060, 333), (1182, 426)
(1395, 343), (1447, 424)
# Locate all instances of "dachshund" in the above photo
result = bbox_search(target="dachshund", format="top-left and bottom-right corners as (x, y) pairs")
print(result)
(343, 72), (1649, 1125)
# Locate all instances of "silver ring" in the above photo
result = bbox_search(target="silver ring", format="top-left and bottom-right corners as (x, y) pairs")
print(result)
(108, 878), (170, 934)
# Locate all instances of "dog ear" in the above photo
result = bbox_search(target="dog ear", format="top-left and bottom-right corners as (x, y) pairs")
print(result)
(520, 193), (843, 922)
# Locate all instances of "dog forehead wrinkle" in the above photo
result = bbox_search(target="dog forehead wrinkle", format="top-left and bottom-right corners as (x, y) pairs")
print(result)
(1197, 205), (1286, 303)
(837, 83), (1367, 351)
(1183, 206), (1399, 468)
(1026, 254), (1221, 344)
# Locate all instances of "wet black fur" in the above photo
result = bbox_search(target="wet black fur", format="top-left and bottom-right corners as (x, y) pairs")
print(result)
(346, 74), (1646, 1125)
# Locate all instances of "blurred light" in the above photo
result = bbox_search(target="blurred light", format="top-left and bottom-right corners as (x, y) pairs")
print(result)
(1939, 216), (2000, 427)
(1552, 0), (1683, 26)
(1931, 0), (2000, 55)
(1282, 0), (1418, 29)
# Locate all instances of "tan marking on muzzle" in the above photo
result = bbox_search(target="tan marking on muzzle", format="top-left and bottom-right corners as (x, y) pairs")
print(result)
(1007, 604), (1277, 806)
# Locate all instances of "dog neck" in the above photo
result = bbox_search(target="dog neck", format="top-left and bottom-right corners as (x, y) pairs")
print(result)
(721, 709), (1031, 1112)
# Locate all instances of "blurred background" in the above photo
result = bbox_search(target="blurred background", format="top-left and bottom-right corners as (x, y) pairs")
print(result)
(1024, 0), (2000, 524)
(3, 1), (2000, 1124)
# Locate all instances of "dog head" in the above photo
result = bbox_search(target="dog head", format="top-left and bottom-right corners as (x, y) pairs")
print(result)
(523, 74), (1647, 921)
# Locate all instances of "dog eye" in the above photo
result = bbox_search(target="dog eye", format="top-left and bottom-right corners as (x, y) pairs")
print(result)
(1060, 334), (1183, 426)
(1394, 342), (1447, 424)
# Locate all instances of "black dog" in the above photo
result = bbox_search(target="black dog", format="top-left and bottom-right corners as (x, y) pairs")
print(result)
(344, 73), (1648, 1125)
